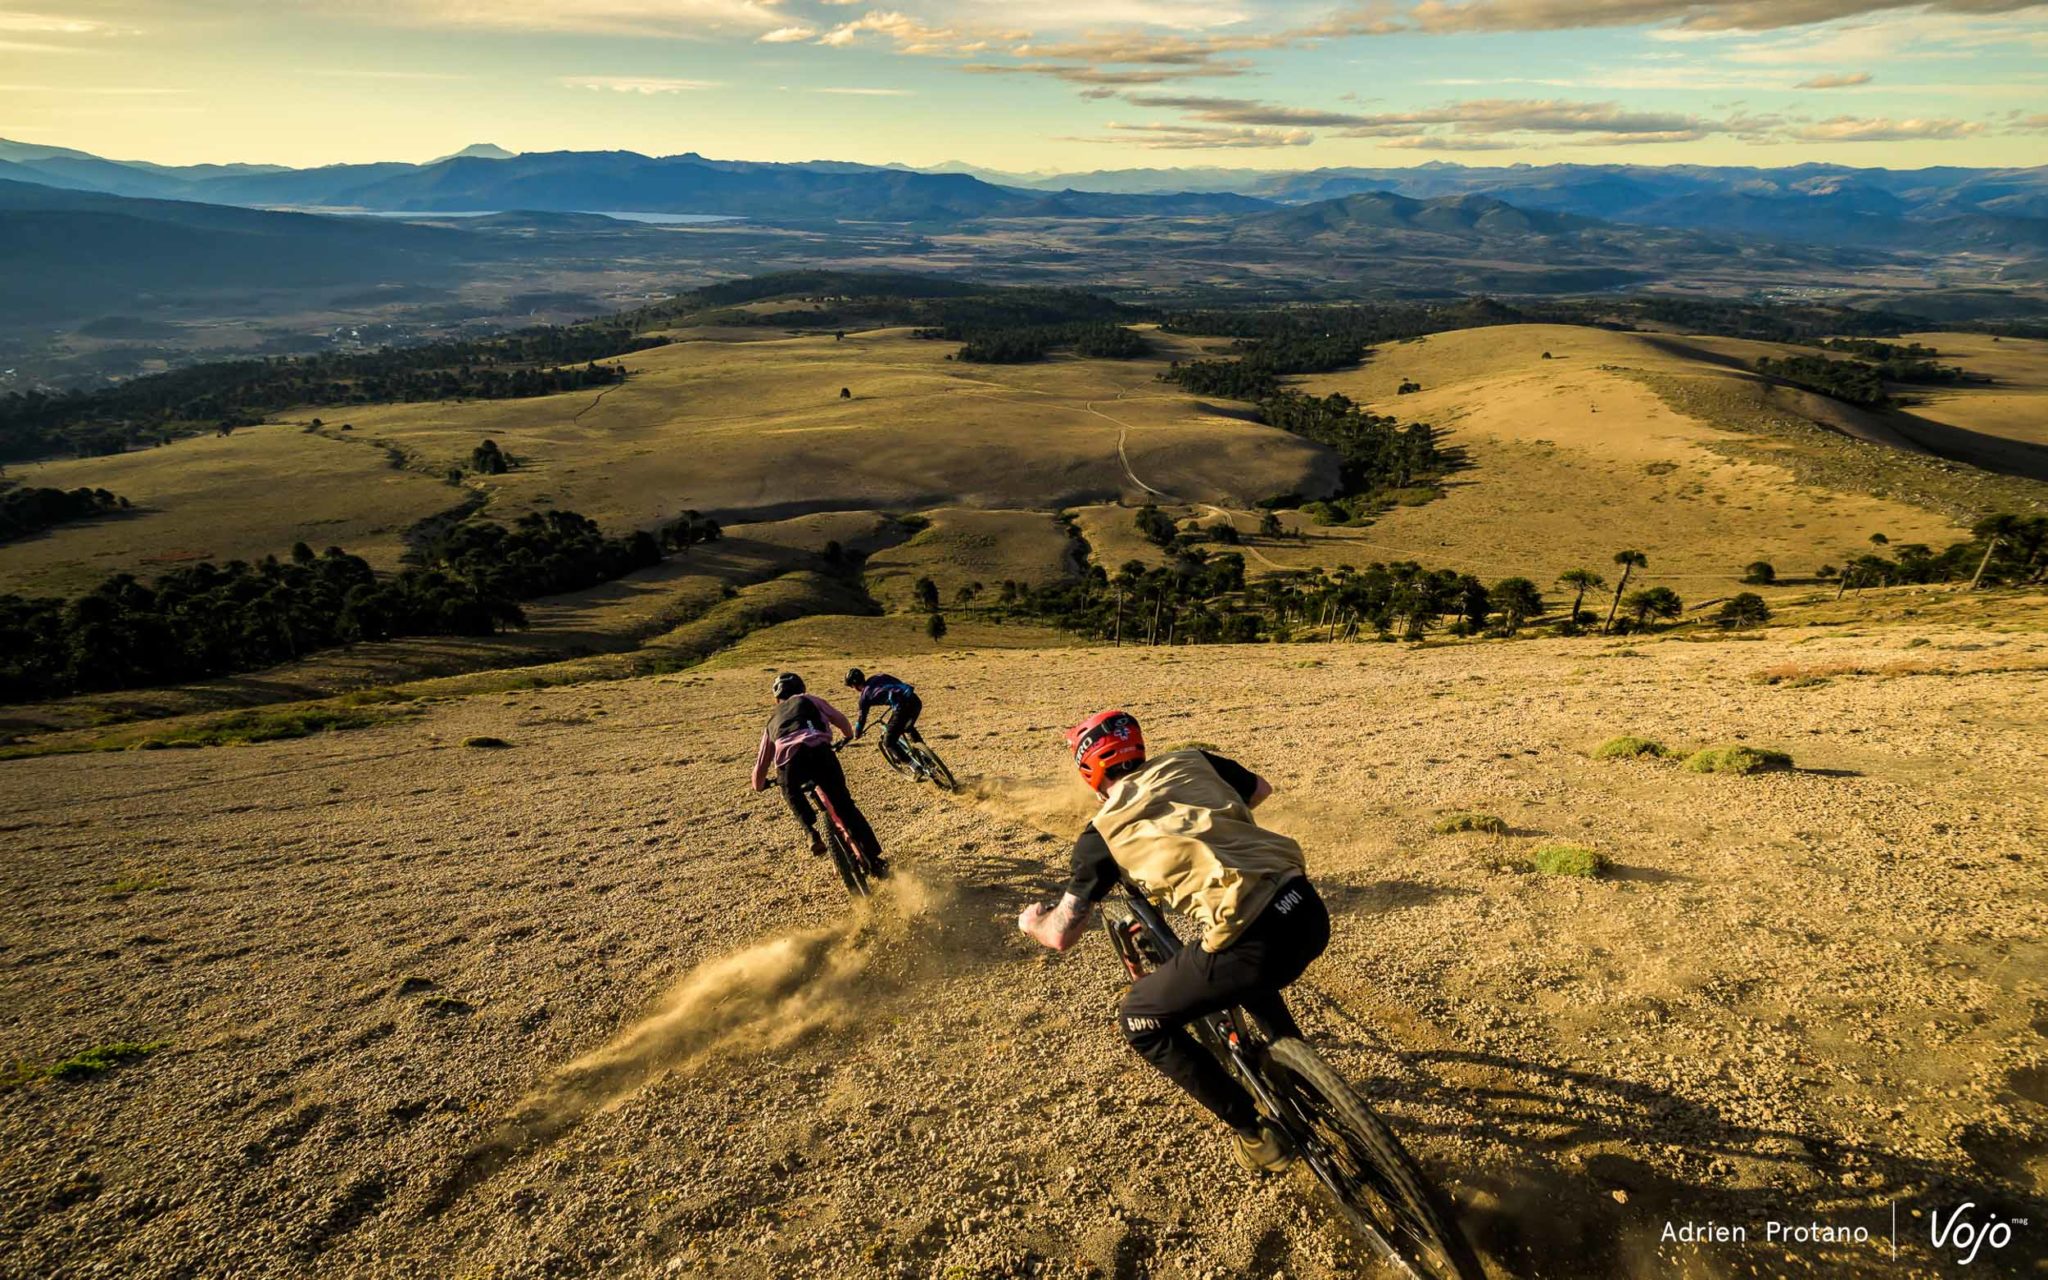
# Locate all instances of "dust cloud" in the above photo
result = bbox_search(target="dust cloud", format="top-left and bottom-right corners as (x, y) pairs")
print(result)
(427, 874), (949, 1213)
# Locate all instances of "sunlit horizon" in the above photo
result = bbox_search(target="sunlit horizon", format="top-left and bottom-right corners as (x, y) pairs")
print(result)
(4, 0), (2044, 171)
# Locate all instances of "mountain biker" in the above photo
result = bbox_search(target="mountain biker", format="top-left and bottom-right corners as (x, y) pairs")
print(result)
(751, 672), (888, 879)
(844, 668), (924, 774)
(1017, 709), (1327, 1174)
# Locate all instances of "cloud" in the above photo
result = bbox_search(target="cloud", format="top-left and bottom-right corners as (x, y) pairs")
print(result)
(817, 9), (1019, 54)
(1322, 0), (2048, 37)
(557, 75), (722, 93)
(757, 24), (814, 42)
(0, 10), (117, 34)
(1086, 121), (1317, 148)
(1014, 31), (1289, 64)
(960, 60), (1251, 86)
(1122, 92), (1716, 138)
(1796, 70), (1873, 87)
(357, 0), (787, 39)
(1379, 134), (1522, 149)
(1790, 114), (1986, 140)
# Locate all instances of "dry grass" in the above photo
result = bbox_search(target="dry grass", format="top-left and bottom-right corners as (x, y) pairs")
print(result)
(1282, 324), (1968, 593)
(0, 427), (458, 595)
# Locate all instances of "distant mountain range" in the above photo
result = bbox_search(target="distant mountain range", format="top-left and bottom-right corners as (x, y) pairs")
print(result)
(0, 138), (1264, 222)
(2, 137), (2040, 255)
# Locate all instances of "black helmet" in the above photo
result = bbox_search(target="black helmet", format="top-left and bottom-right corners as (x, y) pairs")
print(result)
(844, 667), (866, 689)
(771, 672), (805, 699)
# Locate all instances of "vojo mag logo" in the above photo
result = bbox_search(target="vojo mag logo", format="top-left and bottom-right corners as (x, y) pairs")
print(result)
(1928, 1202), (2027, 1266)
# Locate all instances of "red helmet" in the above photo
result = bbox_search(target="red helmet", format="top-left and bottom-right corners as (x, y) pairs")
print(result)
(1067, 710), (1145, 793)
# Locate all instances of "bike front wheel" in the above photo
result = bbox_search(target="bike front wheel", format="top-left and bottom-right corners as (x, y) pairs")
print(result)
(1261, 1038), (1483, 1280)
(909, 740), (959, 792)
(823, 820), (869, 899)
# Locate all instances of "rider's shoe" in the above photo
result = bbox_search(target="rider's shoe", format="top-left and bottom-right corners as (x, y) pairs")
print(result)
(807, 830), (827, 857)
(1231, 1123), (1295, 1174)
(866, 854), (892, 880)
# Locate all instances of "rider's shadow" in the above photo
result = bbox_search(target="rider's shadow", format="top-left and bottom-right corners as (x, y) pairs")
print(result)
(1313, 877), (1477, 917)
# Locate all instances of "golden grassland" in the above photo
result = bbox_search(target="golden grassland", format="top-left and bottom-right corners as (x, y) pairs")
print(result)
(1, 427), (459, 596)
(6, 320), (2043, 732)
(290, 326), (1327, 533)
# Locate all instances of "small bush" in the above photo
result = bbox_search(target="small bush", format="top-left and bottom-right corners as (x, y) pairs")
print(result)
(463, 736), (512, 749)
(2, 1041), (167, 1091)
(1685, 746), (1793, 775)
(1434, 812), (1508, 835)
(1594, 736), (1671, 760)
(1531, 845), (1608, 877)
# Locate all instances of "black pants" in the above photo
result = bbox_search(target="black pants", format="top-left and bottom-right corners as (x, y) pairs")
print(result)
(880, 693), (922, 760)
(1120, 878), (1330, 1133)
(779, 744), (881, 860)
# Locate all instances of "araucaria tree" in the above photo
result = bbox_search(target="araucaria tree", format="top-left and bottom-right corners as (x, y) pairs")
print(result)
(1604, 550), (1648, 634)
(1557, 568), (1603, 624)
(1620, 585), (1683, 631)
(1491, 577), (1544, 634)
(1716, 593), (1771, 629)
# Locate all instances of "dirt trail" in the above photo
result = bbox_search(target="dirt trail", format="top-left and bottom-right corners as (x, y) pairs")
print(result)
(2, 613), (2045, 1278)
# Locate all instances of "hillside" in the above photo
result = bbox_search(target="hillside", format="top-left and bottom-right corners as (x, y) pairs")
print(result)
(0, 179), (470, 321)
(1, 603), (2043, 1277)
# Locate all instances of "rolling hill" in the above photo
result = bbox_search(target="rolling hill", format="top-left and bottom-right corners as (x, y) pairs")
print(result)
(0, 178), (471, 321)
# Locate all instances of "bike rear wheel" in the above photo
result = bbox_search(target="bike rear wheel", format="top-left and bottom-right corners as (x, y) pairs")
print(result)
(1261, 1038), (1482, 1280)
(877, 735), (921, 780)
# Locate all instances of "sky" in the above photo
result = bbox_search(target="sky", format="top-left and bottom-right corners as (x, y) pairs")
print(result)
(2, 0), (2045, 171)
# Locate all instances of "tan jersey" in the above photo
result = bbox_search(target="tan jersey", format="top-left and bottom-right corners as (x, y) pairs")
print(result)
(1090, 749), (1306, 952)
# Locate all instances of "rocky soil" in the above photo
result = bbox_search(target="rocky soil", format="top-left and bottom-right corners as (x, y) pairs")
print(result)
(2, 606), (2045, 1278)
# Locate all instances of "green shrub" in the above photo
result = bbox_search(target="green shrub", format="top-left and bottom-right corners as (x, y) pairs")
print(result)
(2, 1041), (166, 1091)
(1684, 746), (1793, 775)
(1594, 735), (1671, 760)
(1531, 844), (1608, 877)
(1434, 811), (1508, 835)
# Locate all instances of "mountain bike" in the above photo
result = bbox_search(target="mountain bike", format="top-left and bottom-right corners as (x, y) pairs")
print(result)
(792, 743), (877, 899)
(1099, 888), (1483, 1280)
(870, 710), (958, 792)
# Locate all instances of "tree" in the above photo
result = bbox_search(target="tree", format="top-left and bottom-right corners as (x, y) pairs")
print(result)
(1620, 585), (1683, 630)
(840, 387), (852, 399)
(1134, 504), (1178, 550)
(914, 576), (940, 611)
(1207, 519), (1241, 545)
(1492, 577), (1544, 633)
(1969, 513), (2020, 590)
(1742, 560), (1776, 585)
(926, 612), (948, 643)
(1557, 568), (1604, 624)
(1258, 511), (1283, 538)
(1716, 593), (1771, 629)
(1604, 550), (1647, 634)
(470, 439), (510, 475)
(1457, 576), (1491, 632)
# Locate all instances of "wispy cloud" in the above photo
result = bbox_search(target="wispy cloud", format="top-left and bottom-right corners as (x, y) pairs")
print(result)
(1074, 120), (1315, 149)
(1331, 0), (2048, 37)
(1796, 70), (1873, 87)
(0, 10), (118, 34)
(757, 25), (815, 43)
(557, 75), (722, 93)
(1790, 113), (1984, 140)
(960, 61), (1251, 86)
(359, 0), (786, 39)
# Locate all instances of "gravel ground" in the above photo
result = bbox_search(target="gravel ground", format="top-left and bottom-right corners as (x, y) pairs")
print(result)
(2, 610), (2044, 1279)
